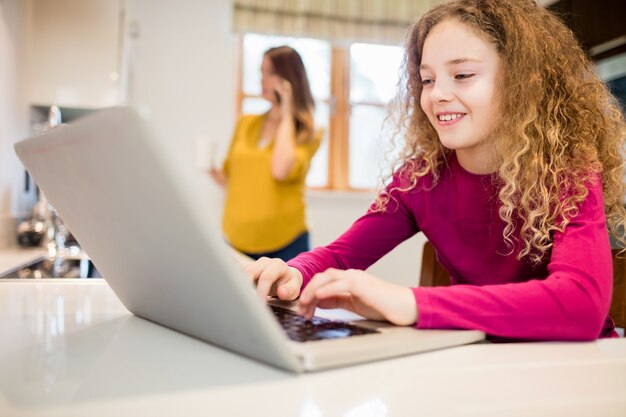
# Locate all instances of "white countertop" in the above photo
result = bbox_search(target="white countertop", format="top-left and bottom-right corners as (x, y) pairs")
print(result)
(0, 247), (46, 274)
(1, 280), (625, 417)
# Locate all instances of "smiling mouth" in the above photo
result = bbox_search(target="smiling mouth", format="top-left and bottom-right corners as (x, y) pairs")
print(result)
(437, 113), (465, 122)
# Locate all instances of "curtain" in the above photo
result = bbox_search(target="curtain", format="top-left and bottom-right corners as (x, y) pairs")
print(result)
(232, 0), (436, 46)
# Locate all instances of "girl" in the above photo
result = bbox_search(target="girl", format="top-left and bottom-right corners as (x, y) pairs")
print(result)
(210, 46), (322, 261)
(245, 0), (626, 341)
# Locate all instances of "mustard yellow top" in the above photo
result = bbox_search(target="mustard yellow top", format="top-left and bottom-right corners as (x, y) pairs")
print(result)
(222, 114), (322, 253)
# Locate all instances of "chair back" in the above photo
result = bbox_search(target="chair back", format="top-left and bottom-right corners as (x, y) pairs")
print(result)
(419, 241), (450, 288)
(611, 249), (625, 329)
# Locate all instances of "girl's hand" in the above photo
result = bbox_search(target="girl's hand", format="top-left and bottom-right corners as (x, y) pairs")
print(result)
(274, 78), (294, 117)
(298, 269), (418, 326)
(242, 257), (303, 301)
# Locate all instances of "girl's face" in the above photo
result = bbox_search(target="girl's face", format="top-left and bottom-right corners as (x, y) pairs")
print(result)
(419, 19), (501, 173)
(261, 55), (280, 104)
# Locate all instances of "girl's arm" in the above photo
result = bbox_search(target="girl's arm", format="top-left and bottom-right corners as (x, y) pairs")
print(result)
(248, 172), (419, 304)
(247, 174), (421, 324)
(288, 174), (420, 286)
(414, 178), (613, 341)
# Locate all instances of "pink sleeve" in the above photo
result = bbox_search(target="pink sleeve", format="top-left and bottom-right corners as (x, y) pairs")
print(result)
(288, 175), (420, 287)
(414, 179), (613, 341)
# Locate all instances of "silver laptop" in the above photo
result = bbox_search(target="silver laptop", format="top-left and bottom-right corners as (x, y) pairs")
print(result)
(14, 106), (484, 373)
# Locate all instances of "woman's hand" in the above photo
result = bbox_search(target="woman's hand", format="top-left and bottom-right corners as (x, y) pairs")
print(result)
(269, 78), (298, 180)
(273, 78), (294, 117)
(208, 167), (226, 188)
(298, 269), (418, 326)
(242, 257), (303, 301)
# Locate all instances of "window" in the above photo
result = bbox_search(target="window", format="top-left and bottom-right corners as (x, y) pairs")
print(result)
(349, 43), (404, 189)
(239, 34), (404, 190)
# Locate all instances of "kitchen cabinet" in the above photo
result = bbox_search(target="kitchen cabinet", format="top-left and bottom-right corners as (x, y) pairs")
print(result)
(548, 0), (626, 60)
(26, 0), (127, 108)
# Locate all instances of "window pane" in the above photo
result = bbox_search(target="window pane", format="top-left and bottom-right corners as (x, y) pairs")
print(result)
(242, 33), (331, 101)
(350, 43), (404, 104)
(349, 104), (397, 189)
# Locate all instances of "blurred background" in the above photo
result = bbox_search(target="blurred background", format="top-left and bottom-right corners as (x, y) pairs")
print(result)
(0, 0), (624, 284)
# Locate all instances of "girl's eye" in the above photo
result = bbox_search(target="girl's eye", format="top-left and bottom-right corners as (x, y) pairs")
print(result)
(421, 78), (434, 86)
(455, 73), (475, 80)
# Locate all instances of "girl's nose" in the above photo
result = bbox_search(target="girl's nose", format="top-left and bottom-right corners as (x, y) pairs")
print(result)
(430, 81), (454, 102)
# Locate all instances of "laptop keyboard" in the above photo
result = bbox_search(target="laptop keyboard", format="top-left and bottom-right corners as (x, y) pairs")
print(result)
(270, 305), (379, 342)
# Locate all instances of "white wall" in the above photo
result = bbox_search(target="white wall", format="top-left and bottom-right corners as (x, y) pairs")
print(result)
(123, 0), (237, 218)
(125, 0), (236, 169)
(0, 0), (30, 247)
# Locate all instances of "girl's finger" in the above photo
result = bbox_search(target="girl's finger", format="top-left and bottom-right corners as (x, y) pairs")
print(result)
(314, 278), (353, 300)
(241, 257), (270, 284)
(316, 294), (351, 310)
(255, 259), (287, 299)
(298, 269), (346, 317)
(276, 275), (300, 301)
(298, 272), (327, 303)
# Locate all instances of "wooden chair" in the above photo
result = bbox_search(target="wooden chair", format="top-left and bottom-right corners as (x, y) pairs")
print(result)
(419, 241), (451, 289)
(419, 241), (626, 329)
(611, 250), (626, 329)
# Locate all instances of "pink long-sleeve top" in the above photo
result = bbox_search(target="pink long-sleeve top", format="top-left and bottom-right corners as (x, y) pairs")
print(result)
(288, 153), (616, 341)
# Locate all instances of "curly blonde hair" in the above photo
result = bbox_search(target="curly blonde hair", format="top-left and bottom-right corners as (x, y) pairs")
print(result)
(377, 0), (626, 263)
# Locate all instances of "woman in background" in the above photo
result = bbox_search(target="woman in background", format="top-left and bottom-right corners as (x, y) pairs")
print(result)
(210, 46), (322, 261)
